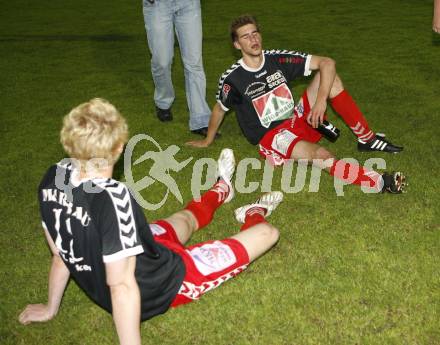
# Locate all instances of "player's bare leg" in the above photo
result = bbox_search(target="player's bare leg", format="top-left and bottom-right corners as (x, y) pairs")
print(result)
(290, 140), (335, 171)
(306, 71), (344, 105)
(164, 210), (199, 245)
(288, 140), (405, 193)
(231, 223), (279, 262)
(231, 192), (283, 262)
(306, 71), (403, 153)
(165, 148), (235, 245)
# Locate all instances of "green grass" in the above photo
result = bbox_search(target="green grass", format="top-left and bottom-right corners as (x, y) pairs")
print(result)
(1, 0), (439, 344)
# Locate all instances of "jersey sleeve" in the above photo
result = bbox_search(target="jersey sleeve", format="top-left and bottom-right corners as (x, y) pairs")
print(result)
(216, 73), (239, 111)
(271, 50), (312, 81)
(98, 183), (144, 263)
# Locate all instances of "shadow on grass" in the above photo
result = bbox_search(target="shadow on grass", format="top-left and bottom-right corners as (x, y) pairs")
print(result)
(432, 32), (440, 46)
(0, 34), (143, 42)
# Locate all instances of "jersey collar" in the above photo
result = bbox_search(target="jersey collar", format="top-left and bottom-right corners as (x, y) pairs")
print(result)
(70, 167), (108, 187)
(239, 53), (265, 72)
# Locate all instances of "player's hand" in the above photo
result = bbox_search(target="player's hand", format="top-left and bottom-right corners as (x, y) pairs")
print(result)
(185, 139), (211, 148)
(19, 304), (55, 325)
(308, 101), (327, 128)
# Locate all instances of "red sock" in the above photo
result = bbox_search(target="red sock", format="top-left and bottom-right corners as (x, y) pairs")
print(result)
(330, 90), (375, 142)
(240, 207), (267, 231)
(329, 159), (383, 191)
(185, 180), (230, 229)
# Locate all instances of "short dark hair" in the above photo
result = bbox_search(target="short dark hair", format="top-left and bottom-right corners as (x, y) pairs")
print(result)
(230, 15), (260, 42)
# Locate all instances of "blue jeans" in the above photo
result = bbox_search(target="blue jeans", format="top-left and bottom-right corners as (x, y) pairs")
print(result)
(143, 0), (211, 130)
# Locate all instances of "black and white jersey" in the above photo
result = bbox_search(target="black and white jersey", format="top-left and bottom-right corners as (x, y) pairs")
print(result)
(38, 161), (185, 321)
(216, 50), (312, 145)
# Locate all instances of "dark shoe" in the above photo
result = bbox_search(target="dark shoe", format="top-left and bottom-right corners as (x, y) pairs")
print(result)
(156, 106), (173, 122)
(358, 134), (403, 153)
(191, 127), (221, 138)
(381, 171), (406, 193)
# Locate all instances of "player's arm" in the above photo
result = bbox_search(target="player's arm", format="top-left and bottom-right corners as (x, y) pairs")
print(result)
(19, 228), (70, 325)
(106, 256), (141, 345)
(186, 103), (226, 148)
(308, 55), (336, 128)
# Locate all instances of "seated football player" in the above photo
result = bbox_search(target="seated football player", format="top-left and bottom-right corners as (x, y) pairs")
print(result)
(187, 15), (406, 194)
(18, 98), (283, 345)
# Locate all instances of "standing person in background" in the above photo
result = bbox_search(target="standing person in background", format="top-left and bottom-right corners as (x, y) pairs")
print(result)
(434, 0), (440, 33)
(143, 0), (214, 137)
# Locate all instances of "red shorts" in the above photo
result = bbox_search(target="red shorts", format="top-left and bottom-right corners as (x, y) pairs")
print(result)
(150, 220), (250, 307)
(258, 92), (322, 166)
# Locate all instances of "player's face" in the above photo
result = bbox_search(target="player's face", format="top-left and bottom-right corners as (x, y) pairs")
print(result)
(234, 24), (262, 57)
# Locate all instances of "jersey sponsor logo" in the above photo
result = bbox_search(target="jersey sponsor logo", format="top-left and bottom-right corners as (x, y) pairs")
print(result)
(222, 83), (231, 97)
(186, 241), (237, 276)
(278, 57), (305, 64)
(252, 83), (295, 128)
(294, 97), (305, 118)
(222, 83), (231, 103)
(255, 70), (267, 78)
(244, 81), (266, 97)
(266, 70), (287, 88)
(272, 129), (298, 156)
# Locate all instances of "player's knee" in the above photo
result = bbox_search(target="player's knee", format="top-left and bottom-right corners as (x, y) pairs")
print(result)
(259, 223), (280, 246)
(171, 210), (198, 231)
(182, 211), (197, 230)
(184, 210), (201, 231)
(315, 147), (335, 161)
(330, 73), (344, 97)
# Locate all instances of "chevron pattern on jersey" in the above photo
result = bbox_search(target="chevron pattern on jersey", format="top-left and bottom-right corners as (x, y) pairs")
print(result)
(176, 265), (248, 300)
(97, 180), (138, 249)
(264, 49), (308, 58)
(216, 62), (241, 99)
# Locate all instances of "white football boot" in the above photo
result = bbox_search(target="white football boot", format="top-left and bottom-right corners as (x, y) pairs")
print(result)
(216, 148), (236, 203)
(235, 191), (284, 223)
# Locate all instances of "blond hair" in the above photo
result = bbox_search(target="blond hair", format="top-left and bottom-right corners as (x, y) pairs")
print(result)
(60, 98), (128, 168)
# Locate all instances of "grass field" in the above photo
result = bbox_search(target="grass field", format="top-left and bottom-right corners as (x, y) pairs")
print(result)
(1, 0), (439, 344)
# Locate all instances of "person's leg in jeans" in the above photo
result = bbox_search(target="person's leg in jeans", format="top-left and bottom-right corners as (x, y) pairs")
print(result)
(143, 0), (175, 110)
(174, 0), (211, 130)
